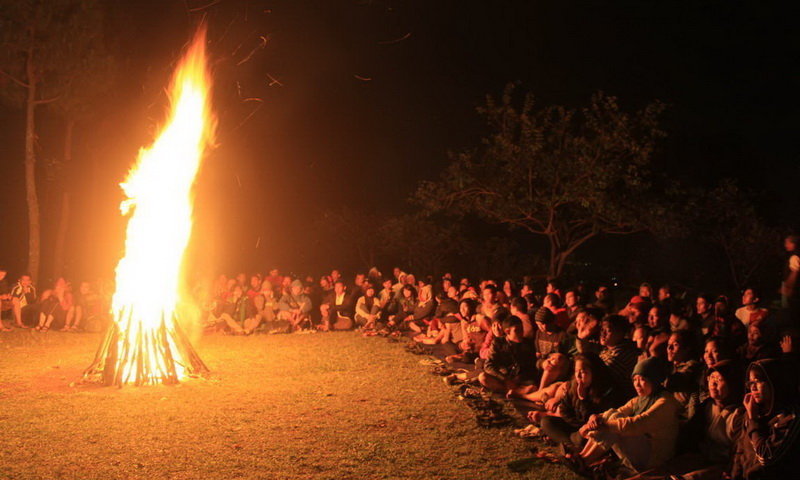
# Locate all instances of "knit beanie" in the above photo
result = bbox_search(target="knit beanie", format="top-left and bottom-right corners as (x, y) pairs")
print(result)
(631, 356), (669, 385)
(534, 306), (555, 324)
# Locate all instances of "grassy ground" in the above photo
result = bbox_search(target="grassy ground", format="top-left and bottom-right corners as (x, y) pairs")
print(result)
(0, 329), (575, 480)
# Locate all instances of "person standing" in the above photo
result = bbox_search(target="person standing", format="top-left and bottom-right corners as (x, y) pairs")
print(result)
(781, 234), (800, 329)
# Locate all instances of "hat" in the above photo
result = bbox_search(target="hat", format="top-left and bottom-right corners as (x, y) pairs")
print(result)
(629, 295), (647, 305)
(632, 356), (669, 385)
(291, 279), (303, 289)
(534, 306), (555, 324)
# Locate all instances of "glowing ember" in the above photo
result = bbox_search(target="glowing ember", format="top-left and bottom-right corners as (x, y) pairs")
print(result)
(85, 27), (213, 386)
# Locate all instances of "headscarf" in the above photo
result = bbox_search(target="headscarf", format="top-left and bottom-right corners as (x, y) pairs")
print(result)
(630, 356), (669, 416)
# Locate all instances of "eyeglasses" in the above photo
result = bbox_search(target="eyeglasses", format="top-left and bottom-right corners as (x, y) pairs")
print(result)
(745, 380), (766, 390)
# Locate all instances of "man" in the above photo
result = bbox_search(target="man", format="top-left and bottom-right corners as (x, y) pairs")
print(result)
(532, 306), (573, 369)
(592, 285), (614, 313)
(265, 268), (283, 290)
(11, 274), (37, 328)
(278, 280), (313, 331)
(599, 314), (639, 401)
(735, 287), (768, 327)
(320, 281), (353, 331)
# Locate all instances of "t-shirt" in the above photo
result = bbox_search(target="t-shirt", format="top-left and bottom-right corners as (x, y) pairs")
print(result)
(734, 306), (768, 327)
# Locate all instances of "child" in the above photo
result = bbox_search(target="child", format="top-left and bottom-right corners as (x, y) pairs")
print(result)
(478, 316), (537, 394)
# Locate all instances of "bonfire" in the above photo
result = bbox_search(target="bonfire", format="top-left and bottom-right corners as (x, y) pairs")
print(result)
(84, 27), (213, 386)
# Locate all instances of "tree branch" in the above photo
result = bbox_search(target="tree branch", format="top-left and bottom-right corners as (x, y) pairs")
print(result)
(0, 68), (30, 89)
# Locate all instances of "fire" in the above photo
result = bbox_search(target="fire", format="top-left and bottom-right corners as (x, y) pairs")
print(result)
(85, 27), (213, 386)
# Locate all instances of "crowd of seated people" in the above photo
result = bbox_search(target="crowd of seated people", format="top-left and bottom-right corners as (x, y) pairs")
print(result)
(0, 266), (108, 333)
(197, 235), (800, 480)
(3, 234), (800, 479)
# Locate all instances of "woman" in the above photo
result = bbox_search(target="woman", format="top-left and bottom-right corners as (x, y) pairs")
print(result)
(386, 284), (416, 331)
(731, 359), (800, 479)
(502, 279), (517, 305)
(445, 299), (488, 363)
(568, 356), (681, 477)
(354, 285), (381, 331)
(538, 354), (621, 452)
(703, 336), (735, 370)
(665, 359), (745, 480)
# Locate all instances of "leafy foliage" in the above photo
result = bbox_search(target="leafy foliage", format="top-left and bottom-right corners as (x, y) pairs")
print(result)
(696, 179), (782, 290)
(416, 84), (669, 277)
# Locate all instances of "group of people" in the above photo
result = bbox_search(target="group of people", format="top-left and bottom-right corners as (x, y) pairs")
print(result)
(200, 235), (800, 480)
(0, 267), (107, 333)
(3, 234), (800, 480)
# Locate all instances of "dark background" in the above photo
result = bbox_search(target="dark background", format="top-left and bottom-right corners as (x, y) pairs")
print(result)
(0, 0), (796, 290)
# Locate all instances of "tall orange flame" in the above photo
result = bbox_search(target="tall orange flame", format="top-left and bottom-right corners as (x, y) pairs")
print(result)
(86, 27), (213, 386)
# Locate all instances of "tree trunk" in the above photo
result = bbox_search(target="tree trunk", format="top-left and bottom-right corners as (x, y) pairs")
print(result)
(547, 235), (560, 279)
(24, 52), (41, 282)
(52, 119), (75, 278)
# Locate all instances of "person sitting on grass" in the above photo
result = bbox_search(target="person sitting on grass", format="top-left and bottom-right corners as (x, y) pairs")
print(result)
(735, 287), (768, 328)
(532, 307), (573, 370)
(355, 284), (381, 332)
(478, 316), (537, 394)
(252, 280), (278, 331)
(599, 314), (640, 403)
(415, 293), (459, 345)
(61, 281), (94, 331)
(738, 319), (781, 364)
(378, 278), (397, 321)
(567, 356), (681, 477)
(666, 330), (704, 421)
(536, 353), (621, 455)
(573, 308), (603, 355)
(444, 298), (487, 364)
(644, 304), (672, 359)
(731, 358), (800, 480)
(543, 293), (571, 331)
(278, 279), (313, 332)
(509, 297), (533, 339)
(385, 284), (416, 332)
(207, 285), (257, 334)
(320, 280), (354, 331)
(10, 274), (37, 328)
(663, 359), (744, 480)
(407, 282), (435, 333)
(507, 352), (571, 403)
(36, 278), (74, 332)
(476, 284), (500, 325)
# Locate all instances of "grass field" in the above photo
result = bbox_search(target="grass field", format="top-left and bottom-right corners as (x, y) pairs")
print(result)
(0, 329), (574, 480)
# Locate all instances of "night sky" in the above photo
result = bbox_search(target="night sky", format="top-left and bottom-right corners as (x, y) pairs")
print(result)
(0, 0), (796, 281)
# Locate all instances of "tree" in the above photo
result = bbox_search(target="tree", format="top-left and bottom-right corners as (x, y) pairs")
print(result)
(698, 179), (781, 291)
(416, 85), (668, 278)
(0, 0), (102, 280)
(314, 207), (382, 270)
(378, 213), (466, 276)
(48, 13), (116, 278)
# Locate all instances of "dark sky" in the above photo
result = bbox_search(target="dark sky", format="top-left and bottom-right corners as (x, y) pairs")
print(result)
(0, 0), (796, 281)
